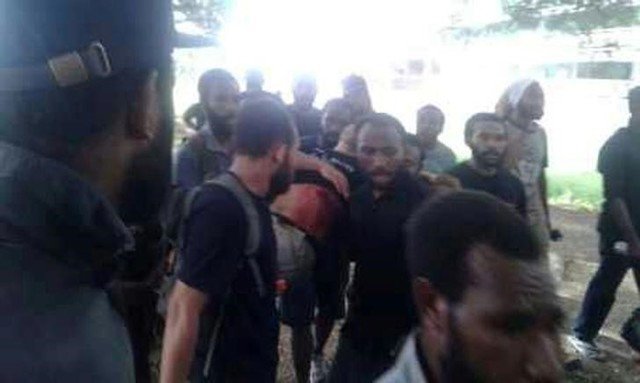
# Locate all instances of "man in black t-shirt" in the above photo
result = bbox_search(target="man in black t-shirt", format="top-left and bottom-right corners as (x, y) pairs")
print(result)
(570, 87), (640, 360)
(289, 74), (323, 147)
(448, 113), (526, 218)
(160, 99), (297, 383)
(329, 113), (428, 383)
(318, 99), (367, 191)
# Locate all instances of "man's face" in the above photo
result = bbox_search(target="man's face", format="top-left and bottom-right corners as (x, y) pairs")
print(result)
(344, 85), (372, 117)
(423, 246), (563, 383)
(404, 145), (422, 175)
(518, 83), (545, 121)
(322, 105), (352, 149)
(469, 120), (507, 169)
(357, 124), (404, 190)
(203, 80), (240, 137)
(629, 94), (640, 117)
(293, 81), (317, 109)
(267, 146), (296, 201)
(417, 110), (444, 148)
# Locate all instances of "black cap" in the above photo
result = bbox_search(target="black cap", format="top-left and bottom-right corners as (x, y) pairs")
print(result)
(0, 0), (173, 91)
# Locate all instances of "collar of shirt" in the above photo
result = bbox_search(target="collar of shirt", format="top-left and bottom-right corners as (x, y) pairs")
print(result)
(201, 123), (230, 155)
(0, 141), (133, 261)
(380, 333), (429, 383)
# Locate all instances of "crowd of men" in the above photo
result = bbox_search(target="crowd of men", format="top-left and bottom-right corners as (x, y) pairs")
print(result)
(2, 2), (640, 383)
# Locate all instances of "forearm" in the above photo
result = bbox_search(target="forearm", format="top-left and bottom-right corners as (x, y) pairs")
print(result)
(540, 172), (551, 228)
(160, 309), (200, 383)
(611, 198), (640, 246)
(294, 151), (322, 172)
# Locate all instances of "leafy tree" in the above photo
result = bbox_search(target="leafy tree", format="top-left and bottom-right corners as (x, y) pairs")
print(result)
(455, 0), (640, 36)
(173, 0), (226, 32)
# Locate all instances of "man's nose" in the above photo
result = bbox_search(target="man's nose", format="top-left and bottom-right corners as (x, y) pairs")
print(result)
(523, 334), (562, 382)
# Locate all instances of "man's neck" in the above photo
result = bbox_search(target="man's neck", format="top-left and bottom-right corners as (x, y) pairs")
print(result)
(629, 115), (640, 132)
(293, 101), (312, 111)
(469, 158), (498, 177)
(229, 157), (271, 197)
(208, 126), (232, 152)
(419, 331), (441, 383)
(423, 140), (439, 151)
(509, 113), (533, 132)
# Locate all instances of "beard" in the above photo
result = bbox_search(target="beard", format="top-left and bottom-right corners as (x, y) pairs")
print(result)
(472, 147), (504, 170)
(440, 311), (486, 383)
(321, 131), (341, 150)
(266, 160), (293, 202)
(206, 110), (234, 142)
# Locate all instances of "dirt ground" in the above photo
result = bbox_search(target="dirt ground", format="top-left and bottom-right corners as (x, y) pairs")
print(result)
(275, 206), (640, 382)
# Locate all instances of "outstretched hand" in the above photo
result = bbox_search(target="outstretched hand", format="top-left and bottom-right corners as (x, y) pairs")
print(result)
(319, 162), (349, 199)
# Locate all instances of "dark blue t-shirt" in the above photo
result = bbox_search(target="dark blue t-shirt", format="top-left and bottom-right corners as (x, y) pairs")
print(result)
(177, 175), (278, 382)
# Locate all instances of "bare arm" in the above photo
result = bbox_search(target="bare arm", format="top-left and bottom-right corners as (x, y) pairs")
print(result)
(160, 281), (209, 383)
(540, 170), (550, 229)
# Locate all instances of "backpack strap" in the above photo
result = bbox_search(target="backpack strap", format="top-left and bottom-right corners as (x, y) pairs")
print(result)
(208, 172), (265, 296)
(201, 172), (266, 378)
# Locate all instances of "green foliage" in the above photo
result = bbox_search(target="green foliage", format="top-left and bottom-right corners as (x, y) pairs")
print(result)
(548, 172), (603, 211)
(455, 0), (640, 37)
(173, 0), (225, 32)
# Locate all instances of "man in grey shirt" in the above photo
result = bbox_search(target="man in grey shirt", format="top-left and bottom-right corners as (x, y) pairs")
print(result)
(416, 105), (456, 174)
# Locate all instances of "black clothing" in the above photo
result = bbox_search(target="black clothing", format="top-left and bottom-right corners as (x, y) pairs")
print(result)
(289, 104), (323, 139)
(343, 171), (428, 354)
(597, 127), (640, 246)
(448, 161), (527, 218)
(177, 176), (278, 382)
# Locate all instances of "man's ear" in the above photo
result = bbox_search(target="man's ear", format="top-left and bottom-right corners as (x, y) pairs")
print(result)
(271, 143), (288, 165)
(413, 277), (449, 332)
(126, 71), (160, 142)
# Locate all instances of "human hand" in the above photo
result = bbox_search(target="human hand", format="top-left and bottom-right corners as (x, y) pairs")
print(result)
(319, 163), (349, 198)
(550, 229), (563, 242)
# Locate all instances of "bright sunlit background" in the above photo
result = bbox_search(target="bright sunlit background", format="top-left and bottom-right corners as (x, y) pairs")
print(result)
(173, 0), (640, 201)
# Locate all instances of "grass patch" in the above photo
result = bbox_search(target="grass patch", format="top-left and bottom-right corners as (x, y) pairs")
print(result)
(548, 172), (603, 212)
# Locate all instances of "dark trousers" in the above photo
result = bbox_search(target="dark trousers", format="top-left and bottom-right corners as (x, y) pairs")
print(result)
(573, 248), (640, 342)
(328, 336), (396, 383)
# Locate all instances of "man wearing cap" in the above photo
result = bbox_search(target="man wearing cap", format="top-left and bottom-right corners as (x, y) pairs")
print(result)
(0, 1), (173, 382)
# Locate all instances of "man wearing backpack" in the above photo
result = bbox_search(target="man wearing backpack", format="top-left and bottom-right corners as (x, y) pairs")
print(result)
(175, 69), (239, 189)
(161, 98), (298, 383)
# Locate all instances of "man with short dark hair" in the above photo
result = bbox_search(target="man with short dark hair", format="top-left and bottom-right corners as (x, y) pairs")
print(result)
(161, 99), (298, 383)
(290, 74), (322, 142)
(569, 86), (640, 360)
(0, 1), (173, 381)
(379, 191), (563, 383)
(176, 69), (239, 189)
(329, 113), (428, 383)
(448, 113), (526, 217)
(342, 74), (373, 120)
(416, 105), (456, 174)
